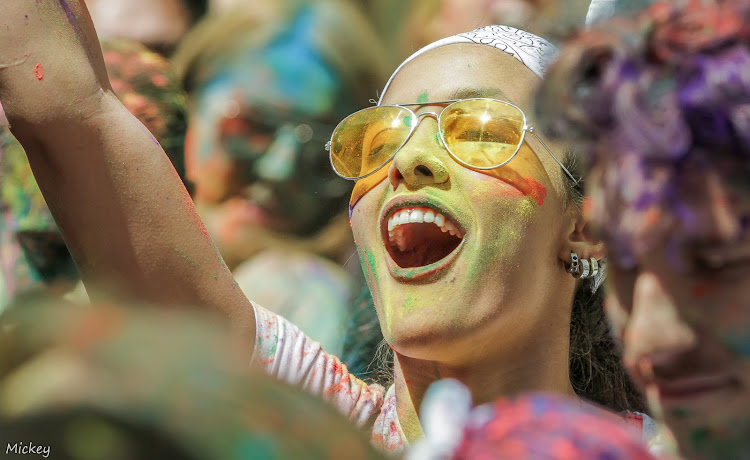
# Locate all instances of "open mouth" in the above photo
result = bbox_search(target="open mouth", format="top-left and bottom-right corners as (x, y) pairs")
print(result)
(384, 207), (464, 268)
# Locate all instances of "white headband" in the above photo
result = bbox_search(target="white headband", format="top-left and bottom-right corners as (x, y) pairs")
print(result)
(378, 25), (559, 105)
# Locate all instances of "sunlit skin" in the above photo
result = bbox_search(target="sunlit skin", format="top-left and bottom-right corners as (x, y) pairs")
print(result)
(350, 44), (603, 441)
(599, 160), (750, 458)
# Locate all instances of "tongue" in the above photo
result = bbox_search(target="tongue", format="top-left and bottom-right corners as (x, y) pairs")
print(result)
(389, 222), (462, 268)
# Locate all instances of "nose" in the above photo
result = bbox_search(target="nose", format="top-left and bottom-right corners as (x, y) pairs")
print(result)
(388, 116), (450, 189)
(254, 124), (300, 182)
(622, 272), (698, 370)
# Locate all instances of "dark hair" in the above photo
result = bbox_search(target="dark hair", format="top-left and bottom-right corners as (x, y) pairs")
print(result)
(558, 151), (646, 413)
(538, 0), (750, 265)
(342, 285), (391, 386)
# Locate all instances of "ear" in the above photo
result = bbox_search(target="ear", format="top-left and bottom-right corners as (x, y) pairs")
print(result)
(557, 201), (606, 265)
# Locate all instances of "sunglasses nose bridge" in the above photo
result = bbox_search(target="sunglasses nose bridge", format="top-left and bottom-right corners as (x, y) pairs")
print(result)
(387, 113), (450, 189)
(415, 111), (440, 121)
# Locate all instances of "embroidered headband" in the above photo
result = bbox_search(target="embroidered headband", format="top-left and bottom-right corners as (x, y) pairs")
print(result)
(378, 25), (559, 104)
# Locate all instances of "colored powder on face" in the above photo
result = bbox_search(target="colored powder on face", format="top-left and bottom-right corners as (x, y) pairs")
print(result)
(515, 196), (538, 222)
(523, 177), (547, 206)
(417, 90), (429, 104)
(366, 250), (379, 283)
(404, 115), (413, 127)
(403, 295), (416, 313)
(34, 63), (44, 80)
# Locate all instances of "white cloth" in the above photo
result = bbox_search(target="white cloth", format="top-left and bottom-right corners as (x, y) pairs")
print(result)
(379, 25), (559, 104)
(251, 303), (408, 453)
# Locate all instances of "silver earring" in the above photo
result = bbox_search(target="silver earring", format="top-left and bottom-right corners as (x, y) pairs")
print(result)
(589, 258), (599, 277)
(580, 258), (591, 279)
(567, 252), (580, 278)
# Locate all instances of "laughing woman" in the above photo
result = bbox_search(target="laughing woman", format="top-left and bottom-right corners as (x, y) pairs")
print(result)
(0, 0), (647, 453)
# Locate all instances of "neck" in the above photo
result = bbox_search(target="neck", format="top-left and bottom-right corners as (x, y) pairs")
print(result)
(393, 332), (577, 444)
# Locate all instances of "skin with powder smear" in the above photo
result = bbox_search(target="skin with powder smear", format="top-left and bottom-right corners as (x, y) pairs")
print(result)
(350, 43), (599, 442)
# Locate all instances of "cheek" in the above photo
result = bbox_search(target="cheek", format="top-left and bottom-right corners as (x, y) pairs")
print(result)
(350, 189), (386, 271)
(350, 169), (388, 209)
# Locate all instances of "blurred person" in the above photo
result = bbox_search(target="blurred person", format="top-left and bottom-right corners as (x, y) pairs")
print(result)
(85, 0), (207, 55)
(0, 2), (652, 455)
(171, 0), (390, 355)
(539, 0), (750, 457)
(0, 301), (385, 460)
(0, 39), (189, 311)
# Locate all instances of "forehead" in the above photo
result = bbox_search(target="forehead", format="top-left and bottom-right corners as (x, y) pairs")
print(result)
(380, 43), (541, 111)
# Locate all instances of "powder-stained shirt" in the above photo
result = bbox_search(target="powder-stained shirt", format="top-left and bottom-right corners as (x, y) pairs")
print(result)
(252, 304), (406, 453)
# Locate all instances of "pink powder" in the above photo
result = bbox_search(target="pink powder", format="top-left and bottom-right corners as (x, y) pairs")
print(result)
(34, 63), (44, 80)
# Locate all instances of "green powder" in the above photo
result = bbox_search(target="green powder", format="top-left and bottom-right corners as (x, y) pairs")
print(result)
(366, 250), (379, 283)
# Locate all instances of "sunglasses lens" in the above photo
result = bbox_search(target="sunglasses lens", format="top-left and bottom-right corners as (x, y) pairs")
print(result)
(440, 99), (525, 168)
(329, 106), (414, 179)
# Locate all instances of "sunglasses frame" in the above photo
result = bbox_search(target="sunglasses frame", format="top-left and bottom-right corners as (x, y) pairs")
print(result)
(325, 98), (578, 184)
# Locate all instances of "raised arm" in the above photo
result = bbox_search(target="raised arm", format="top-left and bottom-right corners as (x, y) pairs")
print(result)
(0, 1), (255, 340)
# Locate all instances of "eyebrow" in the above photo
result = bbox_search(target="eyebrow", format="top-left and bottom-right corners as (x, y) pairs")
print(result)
(448, 87), (510, 100)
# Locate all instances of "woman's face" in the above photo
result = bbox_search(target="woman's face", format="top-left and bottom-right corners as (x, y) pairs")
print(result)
(350, 44), (577, 363)
(185, 36), (352, 238)
(600, 157), (750, 458)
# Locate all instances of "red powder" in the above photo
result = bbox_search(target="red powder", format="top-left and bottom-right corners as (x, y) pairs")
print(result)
(478, 172), (548, 205)
(522, 177), (547, 206)
(34, 63), (44, 80)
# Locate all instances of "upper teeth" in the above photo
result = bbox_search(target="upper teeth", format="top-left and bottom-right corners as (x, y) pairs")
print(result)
(387, 207), (462, 237)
